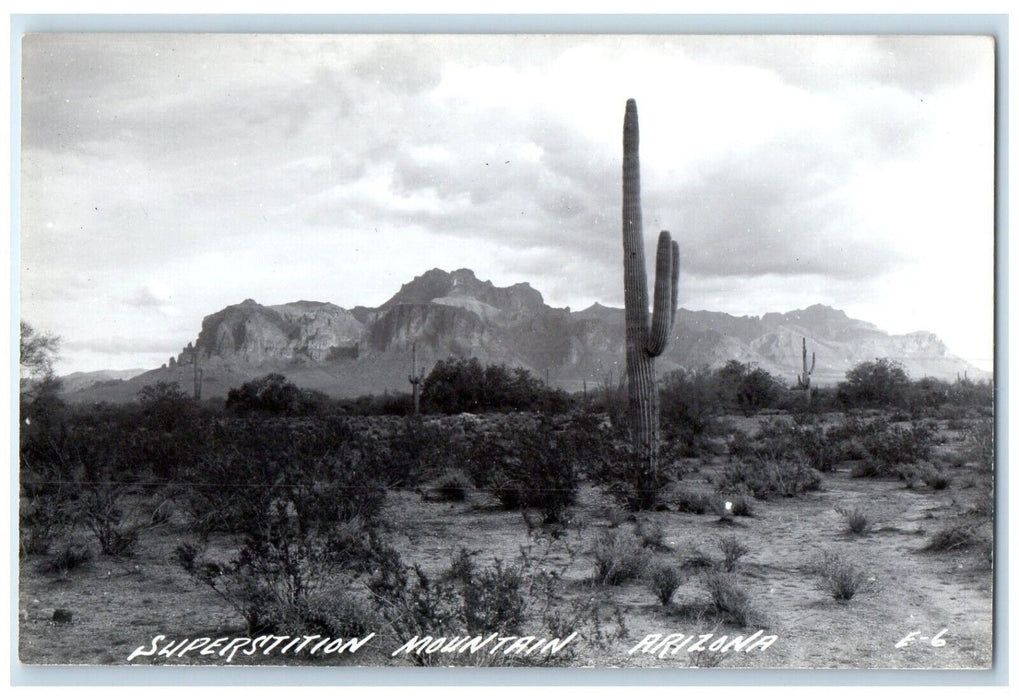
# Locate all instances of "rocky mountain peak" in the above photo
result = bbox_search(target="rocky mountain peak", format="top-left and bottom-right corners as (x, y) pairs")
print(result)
(381, 267), (546, 316)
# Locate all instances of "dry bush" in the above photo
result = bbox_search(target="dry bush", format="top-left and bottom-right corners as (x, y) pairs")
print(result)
(673, 488), (713, 514)
(702, 569), (762, 627)
(718, 458), (821, 500)
(923, 524), (982, 553)
(964, 418), (994, 471)
(592, 530), (650, 585)
(718, 535), (749, 572)
(39, 542), (92, 576)
(817, 549), (868, 601)
(646, 560), (684, 606)
(836, 505), (871, 535)
(634, 518), (669, 551)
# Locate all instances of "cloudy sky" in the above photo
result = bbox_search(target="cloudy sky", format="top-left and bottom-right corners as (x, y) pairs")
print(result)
(19, 33), (994, 374)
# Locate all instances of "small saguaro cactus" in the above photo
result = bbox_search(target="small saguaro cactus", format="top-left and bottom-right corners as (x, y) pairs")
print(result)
(796, 337), (816, 404)
(621, 98), (680, 509)
(408, 341), (425, 415)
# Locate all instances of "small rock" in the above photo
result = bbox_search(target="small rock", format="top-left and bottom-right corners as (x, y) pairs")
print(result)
(52, 609), (73, 624)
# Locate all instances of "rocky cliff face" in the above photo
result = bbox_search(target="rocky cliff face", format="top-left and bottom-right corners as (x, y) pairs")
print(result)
(191, 299), (363, 364)
(70, 269), (987, 402)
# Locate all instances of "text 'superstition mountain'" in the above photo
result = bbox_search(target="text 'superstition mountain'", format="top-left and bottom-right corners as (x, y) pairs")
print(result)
(63, 268), (987, 402)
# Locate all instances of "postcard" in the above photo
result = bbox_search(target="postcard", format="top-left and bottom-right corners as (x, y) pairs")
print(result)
(15, 29), (997, 674)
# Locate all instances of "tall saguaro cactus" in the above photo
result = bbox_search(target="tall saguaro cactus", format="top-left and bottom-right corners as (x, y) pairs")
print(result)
(622, 99), (680, 509)
(796, 337), (816, 405)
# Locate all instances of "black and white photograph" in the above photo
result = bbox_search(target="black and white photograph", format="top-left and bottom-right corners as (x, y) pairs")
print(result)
(15, 29), (997, 671)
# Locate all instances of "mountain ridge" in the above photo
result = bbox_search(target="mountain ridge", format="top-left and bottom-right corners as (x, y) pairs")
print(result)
(61, 268), (989, 402)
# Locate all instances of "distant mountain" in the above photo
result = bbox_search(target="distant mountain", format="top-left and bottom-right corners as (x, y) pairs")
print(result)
(57, 368), (148, 394)
(61, 268), (989, 403)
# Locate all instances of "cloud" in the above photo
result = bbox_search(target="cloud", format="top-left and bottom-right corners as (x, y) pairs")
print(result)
(126, 282), (175, 309)
(18, 34), (994, 374)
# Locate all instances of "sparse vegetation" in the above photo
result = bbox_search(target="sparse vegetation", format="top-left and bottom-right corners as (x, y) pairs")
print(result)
(717, 457), (821, 500)
(17, 351), (995, 667)
(718, 535), (749, 572)
(836, 506), (871, 535)
(923, 524), (982, 553)
(646, 560), (684, 606)
(592, 530), (650, 585)
(702, 569), (761, 627)
(817, 549), (868, 601)
(40, 542), (93, 576)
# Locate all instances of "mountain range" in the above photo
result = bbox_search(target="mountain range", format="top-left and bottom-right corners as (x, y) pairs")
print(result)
(61, 268), (988, 403)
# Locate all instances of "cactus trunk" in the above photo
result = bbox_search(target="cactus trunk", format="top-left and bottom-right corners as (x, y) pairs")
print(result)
(622, 99), (679, 509)
(408, 342), (423, 415)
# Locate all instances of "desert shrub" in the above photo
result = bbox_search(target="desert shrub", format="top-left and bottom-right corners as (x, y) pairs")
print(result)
(920, 465), (951, 491)
(849, 460), (881, 478)
(964, 418), (994, 471)
(717, 458), (821, 500)
(718, 535), (749, 572)
(461, 558), (527, 632)
(730, 419), (840, 473)
(342, 391), (414, 416)
(58, 424), (172, 556)
(945, 377), (994, 411)
(796, 423), (840, 472)
(447, 547), (475, 584)
(672, 488), (713, 514)
(826, 414), (873, 460)
(702, 569), (760, 627)
(177, 515), (386, 636)
(864, 420), (935, 464)
(432, 470), (472, 502)
(646, 560), (684, 606)
(137, 380), (195, 432)
(175, 446), (389, 635)
(837, 358), (912, 409)
(589, 373), (628, 434)
(77, 482), (172, 557)
(592, 530), (650, 585)
(40, 542), (93, 576)
(19, 492), (75, 556)
(817, 549), (868, 601)
(177, 416), (381, 535)
(836, 506), (871, 535)
(470, 416), (579, 524)
(634, 518), (668, 551)
(225, 373), (323, 415)
(421, 357), (569, 414)
(367, 549), (532, 666)
(714, 360), (787, 415)
(357, 417), (465, 487)
(590, 436), (684, 512)
(659, 367), (722, 452)
(923, 524), (981, 553)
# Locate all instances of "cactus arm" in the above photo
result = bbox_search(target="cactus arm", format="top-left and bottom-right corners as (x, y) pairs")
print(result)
(646, 231), (675, 357)
(809, 351), (816, 375)
(670, 240), (680, 326)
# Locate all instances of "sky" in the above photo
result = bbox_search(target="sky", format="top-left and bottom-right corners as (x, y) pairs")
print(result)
(18, 33), (995, 374)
